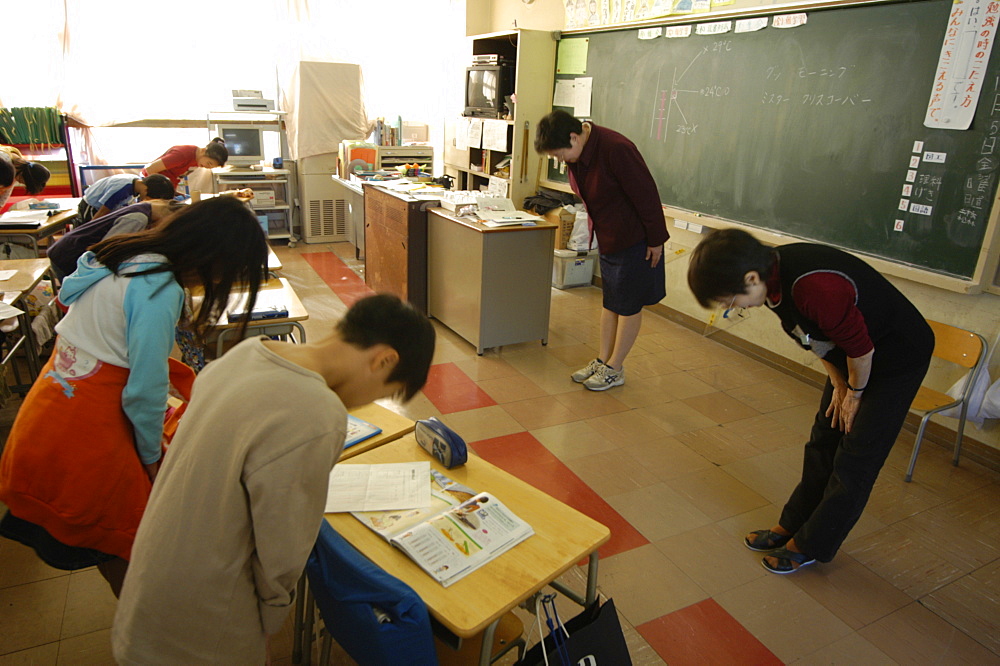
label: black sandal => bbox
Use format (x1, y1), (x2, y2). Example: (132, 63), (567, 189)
(762, 547), (815, 574)
(744, 529), (791, 552)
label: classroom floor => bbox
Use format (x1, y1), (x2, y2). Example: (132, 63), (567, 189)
(1, 241), (999, 665)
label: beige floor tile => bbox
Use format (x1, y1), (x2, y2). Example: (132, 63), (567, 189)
(620, 351), (682, 380)
(476, 374), (548, 404)
(606, 483), (713, 542)
(926, 482), (1000, 542)
(520, 369), (581, 396)
(531, 420), (621, 461)
(634, 401), (718, 438)
(452, 356), (522, 381)
(674, 425), (764, 466)
(725, 378), (818, 413)
(552, 388), (631, 419)
(501, 395), (581, 430)
(597, 544), (708, 626)
(891, 503), (1000, 571)
(438, 405), (524, 443)
(765, 403), (819, 437)
(655, 523), (768, 596)
(792, 633), (895, 665)
(610, 375), (679, 409)
(0, 642), (59, 665)
(722, 451), (802, 505)
(720, 413), (804, 453)
(59, 569), (117, 641)
(716, 504), (787, 543)
(619, 435), (715, 481)
(544, 343), (602, 369)
(682, 391), (760, 424)
(787, 553), (912, 630)
(921, 559), (1000, 656)
(862, 474), (949, 526)
(0, 538), (68, 590)
(0, 577), (69, 655)
(689, 362), (777, 391)
(650, 371), (717, 400)
(663, 467), (770, 521)
(842, 525), (966, 599)
(658, 346), (730, 372)
(54, 628), (113, 666)
(715, 576), (854, 663)
(858, 601), (998, 664)
(497, 348), (571, 376)
(564, 450), (661, 498)
(585, 409), (670, 447)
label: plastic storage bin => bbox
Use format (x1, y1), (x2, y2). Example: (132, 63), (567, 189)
(552, 249), (597, 289)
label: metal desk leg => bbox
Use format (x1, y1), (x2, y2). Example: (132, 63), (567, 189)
(302, 584), (315, 666)
(548, 551), (600, 607)
(478, 617), (501, 666)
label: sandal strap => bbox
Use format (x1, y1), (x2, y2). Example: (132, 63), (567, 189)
(770, 547), (813, 565)
(747, 529), (790, 549)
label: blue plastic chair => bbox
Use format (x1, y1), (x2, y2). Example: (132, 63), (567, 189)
(304, 521), (438, 665)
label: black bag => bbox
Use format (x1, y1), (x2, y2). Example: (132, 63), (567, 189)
(520, 596), (632, 666)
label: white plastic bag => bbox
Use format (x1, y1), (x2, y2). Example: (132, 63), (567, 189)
(939, 370), (991, 426)
(567, 207), (597, 251)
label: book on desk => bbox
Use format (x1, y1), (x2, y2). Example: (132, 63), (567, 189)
(349, 469), (534, 587)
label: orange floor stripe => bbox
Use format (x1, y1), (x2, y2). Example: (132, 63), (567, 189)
(301, 251), (373, 307)
(637, 598), (782, 665)
(422, 363), (497, 414)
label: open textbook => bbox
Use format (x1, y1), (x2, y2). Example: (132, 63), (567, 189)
(352, 470), (534, 587)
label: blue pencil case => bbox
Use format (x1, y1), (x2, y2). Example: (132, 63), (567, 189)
(414, 417), (468, 469)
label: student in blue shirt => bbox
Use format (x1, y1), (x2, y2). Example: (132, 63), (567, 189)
(77, 174), (175, 223)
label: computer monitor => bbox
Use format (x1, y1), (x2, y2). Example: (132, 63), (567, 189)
(215, 124), (264, 168)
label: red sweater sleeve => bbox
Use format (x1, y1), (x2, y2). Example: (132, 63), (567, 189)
(791, 272), (873, 358)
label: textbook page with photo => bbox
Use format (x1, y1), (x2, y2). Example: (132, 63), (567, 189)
(352, 470), (534, 587)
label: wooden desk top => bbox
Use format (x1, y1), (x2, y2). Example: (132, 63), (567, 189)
(219, 277), (308, 327)
(428, 207), (558, 235)
(341, 403), (415, 460)
(267, 246), (282, 272)
(325, 435), (611, 638)
(0, 258), (51, 296)
(0, 208), (77, 237)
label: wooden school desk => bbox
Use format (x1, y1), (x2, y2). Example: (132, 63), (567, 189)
(0, 258), (53, 389)
(323, 434), (611, 666)
(211, 277), (308, 357)
(0, 208), (77, 257)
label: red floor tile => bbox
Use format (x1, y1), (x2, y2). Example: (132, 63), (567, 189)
(423, 363), (497, 414)
(637, 598), (781, 666)
(301, 251), (373, 306)
(472, 432), (648, 559)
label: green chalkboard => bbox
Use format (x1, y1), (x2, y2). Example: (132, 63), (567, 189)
(550, 0), (1000, 280)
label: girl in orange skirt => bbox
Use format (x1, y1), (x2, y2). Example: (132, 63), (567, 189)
(0, 196), (268, 595)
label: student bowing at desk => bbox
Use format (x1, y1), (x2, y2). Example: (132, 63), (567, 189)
(0, 196), (268, 597)
(112, 294), (435, 666)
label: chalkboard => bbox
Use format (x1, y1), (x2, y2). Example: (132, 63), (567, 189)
(550, 0), (1000, 280)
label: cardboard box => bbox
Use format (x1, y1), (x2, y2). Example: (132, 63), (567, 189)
(542, 207), (576, 250)
(252, 190), (276, 207)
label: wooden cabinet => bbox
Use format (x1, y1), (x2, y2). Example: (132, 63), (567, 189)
(363, 184), (431, 313)
(444, 29), (556, 206)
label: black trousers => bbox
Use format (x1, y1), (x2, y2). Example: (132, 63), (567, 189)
(778, 359), (929, 562)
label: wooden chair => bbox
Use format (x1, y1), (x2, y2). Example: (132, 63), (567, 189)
(905, 320), (989, 482)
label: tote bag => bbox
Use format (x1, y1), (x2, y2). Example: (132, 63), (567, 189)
(520, 596), (631, 666)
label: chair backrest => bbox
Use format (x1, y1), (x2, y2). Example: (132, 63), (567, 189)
(306, 521), (438, 666)
(928, 320), (986, 369)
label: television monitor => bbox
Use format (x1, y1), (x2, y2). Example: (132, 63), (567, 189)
(464, 63), (515, 118)
(214, 124), (264, 168)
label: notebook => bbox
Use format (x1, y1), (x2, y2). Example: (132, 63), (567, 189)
(344, 415), (383, 449)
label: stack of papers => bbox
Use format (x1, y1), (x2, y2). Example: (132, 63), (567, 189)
(474, 197), (542, 226)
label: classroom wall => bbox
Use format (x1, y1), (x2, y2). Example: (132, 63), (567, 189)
(483, 0), (1000, 453)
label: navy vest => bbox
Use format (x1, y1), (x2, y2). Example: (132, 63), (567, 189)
(767, 243), (933, 375)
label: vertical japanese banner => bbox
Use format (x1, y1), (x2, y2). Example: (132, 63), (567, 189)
(925, 0), (999, 129)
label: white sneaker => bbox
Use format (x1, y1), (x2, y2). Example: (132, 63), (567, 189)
(571, 358), (605, 383)
(583, 364), (625, 391)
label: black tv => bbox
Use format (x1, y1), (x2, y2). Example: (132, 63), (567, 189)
(464, 63), (515, 119)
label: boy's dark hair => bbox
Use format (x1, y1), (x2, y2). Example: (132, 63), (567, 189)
(205, 138), (228, 166)
(336, 294), (435, 401)
(90, 196), (267, 340)
(141, 174), (175, 200)
(0, 151), (13, 188)
(18, 161), (50, 195)
(535, 110), (583, 152)
(687, 228), (777, 308)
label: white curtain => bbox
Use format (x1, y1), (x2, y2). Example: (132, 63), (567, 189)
(3, 0), (467, 132)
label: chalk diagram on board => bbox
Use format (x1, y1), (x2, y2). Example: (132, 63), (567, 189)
(647, 38), (873, 143)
